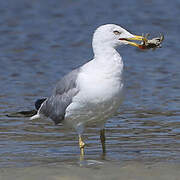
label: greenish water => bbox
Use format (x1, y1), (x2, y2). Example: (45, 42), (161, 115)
(1, 161), (180, 180)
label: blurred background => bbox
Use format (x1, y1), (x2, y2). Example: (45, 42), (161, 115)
(0, 0), (180, 168)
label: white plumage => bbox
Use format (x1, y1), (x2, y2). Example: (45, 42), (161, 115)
(31, 24), (144, 156)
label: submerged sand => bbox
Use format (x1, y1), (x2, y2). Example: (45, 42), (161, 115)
(1, 161), (180, 180)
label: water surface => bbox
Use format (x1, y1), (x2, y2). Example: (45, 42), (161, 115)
(0, 0), (180, 169)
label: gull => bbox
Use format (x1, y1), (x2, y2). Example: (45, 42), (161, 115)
(30, 24), (145, 157)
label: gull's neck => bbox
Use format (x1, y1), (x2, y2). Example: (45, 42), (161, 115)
(92, 42), (123, 78)
(93, 43), (122, 64)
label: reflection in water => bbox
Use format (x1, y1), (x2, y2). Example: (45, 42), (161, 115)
(1, 108), (180, 167)
(0, 0), (180, 168)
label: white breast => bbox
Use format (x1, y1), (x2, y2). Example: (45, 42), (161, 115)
(65, 56), (124, 127)
(76, 65), (123, 104)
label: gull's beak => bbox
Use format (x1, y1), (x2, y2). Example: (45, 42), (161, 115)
(119, 35), (147, 49)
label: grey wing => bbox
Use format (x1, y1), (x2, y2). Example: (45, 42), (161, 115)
(39, 68), (80, 124)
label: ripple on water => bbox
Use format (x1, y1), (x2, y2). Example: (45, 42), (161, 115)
(0, 0), (180, 168)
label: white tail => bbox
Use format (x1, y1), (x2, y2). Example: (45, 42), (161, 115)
(30, 114), (40, 120)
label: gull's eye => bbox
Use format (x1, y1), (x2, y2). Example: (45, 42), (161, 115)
(113, 30), (121, 35)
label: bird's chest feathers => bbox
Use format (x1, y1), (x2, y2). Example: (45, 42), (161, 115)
(76, 65), (123, 104)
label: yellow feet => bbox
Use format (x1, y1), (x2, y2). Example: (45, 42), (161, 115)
(79, 135), (85, 160)
(100, 129), (106, 155)
(78, 129), (106, 161)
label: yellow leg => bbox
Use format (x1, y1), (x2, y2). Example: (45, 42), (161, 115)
(79, 134), (85, 158)
(100, 129), (106, 154)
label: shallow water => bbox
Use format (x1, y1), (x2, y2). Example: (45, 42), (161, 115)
(0, 0), (180, 170)
(1, 161), (180, 180)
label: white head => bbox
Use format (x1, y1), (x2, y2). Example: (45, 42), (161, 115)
(92, 24), (144, 54)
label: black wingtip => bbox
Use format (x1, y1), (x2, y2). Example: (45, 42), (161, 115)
(6, 110), (37, 117)
(6, 98), (47, 118)
(35, 98), (47, 110)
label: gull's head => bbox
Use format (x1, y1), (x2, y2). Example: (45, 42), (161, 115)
(92, 24), (145, 50)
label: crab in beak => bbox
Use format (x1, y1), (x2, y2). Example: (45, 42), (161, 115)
(119, 35), (148, 49)
(120, 33), (164, 50)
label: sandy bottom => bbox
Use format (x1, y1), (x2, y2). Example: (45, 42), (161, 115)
(1, 161), (180, 180)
